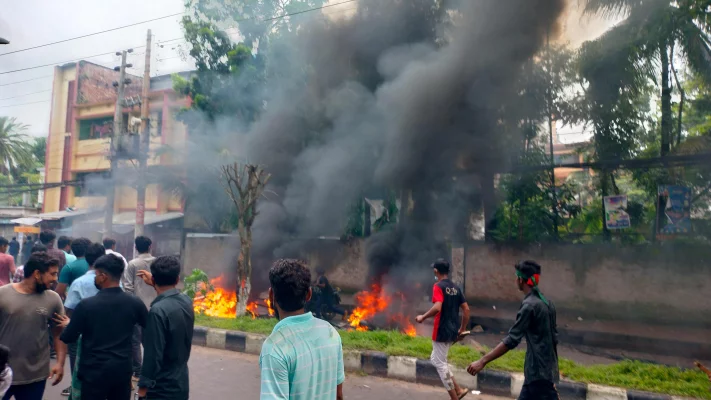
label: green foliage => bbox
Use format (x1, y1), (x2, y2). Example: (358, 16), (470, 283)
(0, 117), (33, 175)
(343, 199), (365, 239)
(372, 192), (399, 232)
(183, 268), (213, 299)
(196, 315), (711, 398)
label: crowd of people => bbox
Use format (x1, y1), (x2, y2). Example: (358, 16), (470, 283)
(0, 230), (558, 400)
(0, 232), (194, 400)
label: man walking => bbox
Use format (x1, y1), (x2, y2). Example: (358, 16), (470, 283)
(38, 231), (66, 271)
(58, 236), (76, 266)
(20, 237), (32, 266)
(260, 259), (345, 400)
(7, 238), (19, 265)
(0, 252), (66, 400)
(121, 236), (156, 382)
(56, 238), (91, 300)
(60, 242), (105, 398)
(135, 256), (193, 400)
(0, 238), (16, 286)
(467, 261), (559, 400)
(415, 259), (470, 400)
(58, 254), (147, 400)
(103, 238), (127, 268)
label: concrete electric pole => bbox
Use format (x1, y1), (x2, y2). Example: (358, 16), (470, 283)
(134, 29), (152, 255)
(104, 49), (132, 238)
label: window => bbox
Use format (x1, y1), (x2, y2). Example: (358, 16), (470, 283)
(75, 172), (111, 196)
(78, 117), (113, 140)
(553, 154), (579, 165)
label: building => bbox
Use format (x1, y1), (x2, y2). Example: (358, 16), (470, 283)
(41, 60), (190, 256)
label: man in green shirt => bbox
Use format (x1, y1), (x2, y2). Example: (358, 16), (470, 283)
(260, 259), (345, 400)
(56, 238), (91, 300)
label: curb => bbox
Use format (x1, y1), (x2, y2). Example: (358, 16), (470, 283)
(193, 326), (680, 400)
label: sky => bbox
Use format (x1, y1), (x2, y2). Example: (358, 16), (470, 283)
(0, 0), (619, 142)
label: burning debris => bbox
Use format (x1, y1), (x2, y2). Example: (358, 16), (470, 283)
(193, 276), (274, 319)
(348, 283), (417, 337)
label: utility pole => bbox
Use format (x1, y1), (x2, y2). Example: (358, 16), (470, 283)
(104, 49), (132, 239)
(134, 30), (152, 254)
(546, 30), (560, 240)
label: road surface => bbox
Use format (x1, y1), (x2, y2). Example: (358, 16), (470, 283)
(43, 346), (507, 399)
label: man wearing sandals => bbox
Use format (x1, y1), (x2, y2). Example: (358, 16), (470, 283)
(416, 259), (471, 400)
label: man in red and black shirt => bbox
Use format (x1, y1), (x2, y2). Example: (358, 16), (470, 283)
(416, 259), (470, 400)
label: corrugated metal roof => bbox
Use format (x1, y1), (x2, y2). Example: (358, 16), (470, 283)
(33, 208), (102, 221)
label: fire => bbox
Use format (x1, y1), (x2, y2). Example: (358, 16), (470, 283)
(348, 284), (417, 336)
(265, 298), (275, 317)
(348, 284), (390, 331)
(192, 276), (262, 320)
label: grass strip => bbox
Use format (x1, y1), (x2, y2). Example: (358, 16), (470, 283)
(195, 315), (710, 398)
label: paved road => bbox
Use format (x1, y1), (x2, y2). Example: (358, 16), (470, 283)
(42, 346), (506, 399)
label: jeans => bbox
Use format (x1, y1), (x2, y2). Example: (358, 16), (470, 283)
(80, 380), (131, 400)
(2, 380), (47, 400)
(132, 325), (142, 377)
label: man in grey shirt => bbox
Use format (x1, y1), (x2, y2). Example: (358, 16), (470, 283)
(0, 252), (66, 400)
(121, 236), (156, 381)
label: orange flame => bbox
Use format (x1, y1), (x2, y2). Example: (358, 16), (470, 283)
(265, 298), (275, 317)
(348, 284), (417, 336)
(193, 276), (261, 319)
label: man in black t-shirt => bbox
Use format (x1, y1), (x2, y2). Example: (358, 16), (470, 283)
(416, 259), (470, 400)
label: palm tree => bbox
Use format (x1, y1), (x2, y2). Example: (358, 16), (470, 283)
(582, 0), (711, 156)
(0, 117), (33, 175)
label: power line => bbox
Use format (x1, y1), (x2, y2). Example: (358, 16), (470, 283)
(0, 100), (50, 108)
(0, 75), (53, 87)
(0, 90), (51, 101)
(0, 1), (358, 77)
(0, 11), (186, 57)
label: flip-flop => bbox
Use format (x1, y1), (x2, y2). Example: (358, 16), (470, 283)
(458, 388), (470, 399)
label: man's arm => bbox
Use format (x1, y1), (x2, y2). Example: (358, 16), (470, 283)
(336, 335), (345, 400)
(8, 258), (15, 278)
(337, 384), (344, 400)
(50, 298), (67, 385)
(59, 303), (84, 344)
(259, 354), (290, 400)
(122, 262), (136, 294)
(416, 284), (444, 323)
(64, 283), (81, 311)
(467, 303), (533, 376)
(138, 311), (166, 394)
(459, 302), (470, 333)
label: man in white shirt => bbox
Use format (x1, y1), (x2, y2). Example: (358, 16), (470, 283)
(103, 238), (127, 268)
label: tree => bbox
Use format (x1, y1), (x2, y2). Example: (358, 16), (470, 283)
(187, 0), (327, 46)
(0, 117), (33, 175)
(582, 0), (711, 157)
(220, 163), (271, 317)
(32, 137), (46, 166)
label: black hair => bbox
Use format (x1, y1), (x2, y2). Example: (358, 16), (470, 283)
(150, 256), (181, 286)
(85, 243), (106, 267)
(0, 344), (9, 370)
(39, 231), (56, 245)
(515, 260), (542, 279)
(0, 237), (7, 247)
(70, 238), (91, 258)
(432, 259), (450, 274)
(24, 252), (59, 278)
(25, 236), (32, 241)
(269, 259), (311, 312)
(94, 254), (125, 280)
(57, 236), (72, 249)
(102, 238), (116, 249)
(135, 236), (152, 254)
(31, 244), (47, 253)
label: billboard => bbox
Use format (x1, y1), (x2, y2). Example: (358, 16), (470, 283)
(657, 185), (692, 236)
(604, 195), (631, 230)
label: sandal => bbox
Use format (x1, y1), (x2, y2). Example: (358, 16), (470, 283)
(458, 388), (469, 399)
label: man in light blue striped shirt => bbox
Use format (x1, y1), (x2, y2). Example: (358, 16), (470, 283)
(260, 259), (345, 400)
